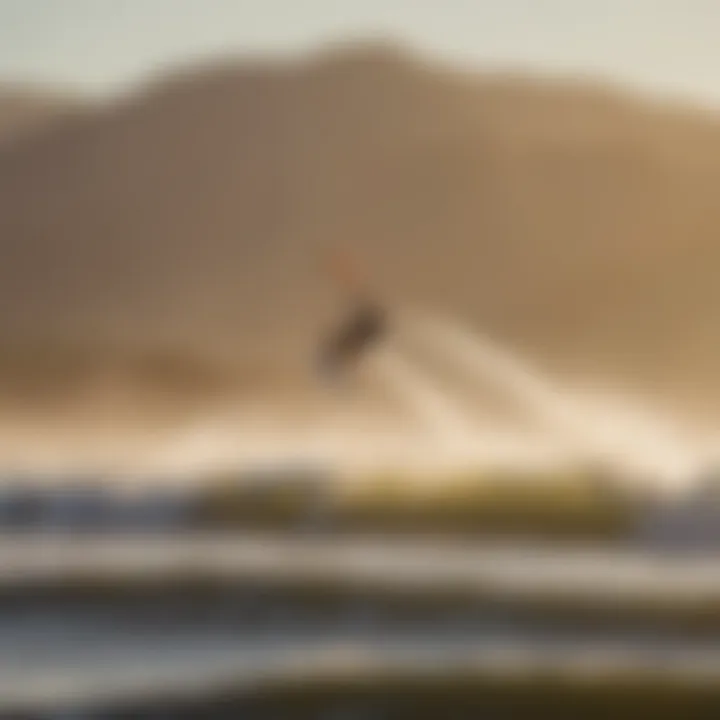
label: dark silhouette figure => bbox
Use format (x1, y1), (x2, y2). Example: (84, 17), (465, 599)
(316, 248), (387, 381)
(317, 299), (387, 380)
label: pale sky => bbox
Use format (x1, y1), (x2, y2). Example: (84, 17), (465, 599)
(1, 0), (720, 106)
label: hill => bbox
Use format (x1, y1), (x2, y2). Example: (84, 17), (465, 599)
(0, 85), (80, 146)
(1, 42), (720, 424)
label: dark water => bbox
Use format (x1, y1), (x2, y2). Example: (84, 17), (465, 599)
(4, 534), (720, 718)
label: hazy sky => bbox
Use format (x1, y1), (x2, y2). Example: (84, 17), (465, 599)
(1, 0), (720, 105)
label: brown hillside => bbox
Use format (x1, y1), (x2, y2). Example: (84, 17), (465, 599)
(0, 85), (80, 146)
(1, 42), (720, 419)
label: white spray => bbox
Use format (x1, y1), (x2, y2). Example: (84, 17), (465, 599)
(405, 312), (706, 489)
